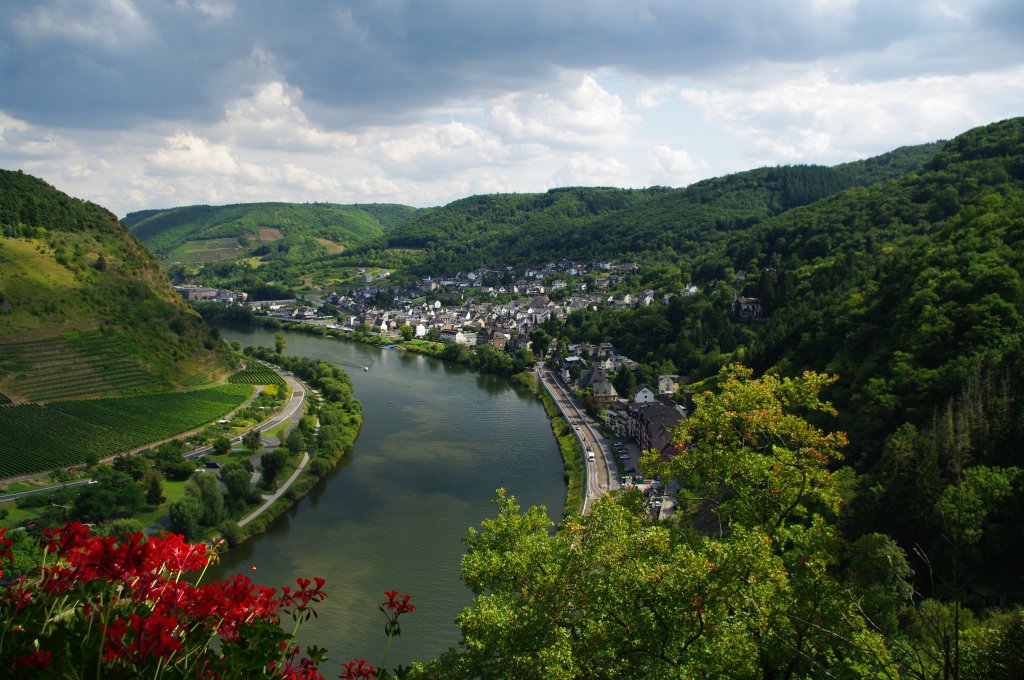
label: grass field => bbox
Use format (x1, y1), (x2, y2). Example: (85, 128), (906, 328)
(0, 384), (253, 478)
(164, 237), (247, 263)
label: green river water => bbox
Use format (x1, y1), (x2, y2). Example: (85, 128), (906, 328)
(209, 326), (567, 668)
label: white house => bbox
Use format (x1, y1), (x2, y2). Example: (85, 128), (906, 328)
(634, 385), (656, 403)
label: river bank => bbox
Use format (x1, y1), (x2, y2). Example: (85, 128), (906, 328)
(209, 325), (566, 665)
(211, 313), (585, 517)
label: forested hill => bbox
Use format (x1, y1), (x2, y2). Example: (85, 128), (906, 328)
(124, 201), (424, 264)
(0, 170), (233, 402)
(552, 118), (1024, 599)
(377, 141), (944, 273)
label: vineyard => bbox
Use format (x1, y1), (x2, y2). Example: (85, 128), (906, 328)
(228, 364), (285, 385)
(0, 384), (252, 478)
(0, 331), (164, 402)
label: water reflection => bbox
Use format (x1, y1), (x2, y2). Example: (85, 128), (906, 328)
(207, 326), (566, 666)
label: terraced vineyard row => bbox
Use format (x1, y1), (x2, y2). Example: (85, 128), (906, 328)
(0, 384), (252, 478)
(228, 365), (285, 385)
(0, 331), (164, 402)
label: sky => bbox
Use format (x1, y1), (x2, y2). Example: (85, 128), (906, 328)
(1, 1), (1023, 218)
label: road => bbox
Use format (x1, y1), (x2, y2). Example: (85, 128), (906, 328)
(185, 373), (306, 460)
(536, 365), (618, 514)
(1, 369), (307, 504)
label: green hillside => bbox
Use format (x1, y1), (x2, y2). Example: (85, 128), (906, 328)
(553, 118), (1024, 600)
(0, 170), (233, 402)
(124, 201), (422, 264)
(375, 141), (944, 273)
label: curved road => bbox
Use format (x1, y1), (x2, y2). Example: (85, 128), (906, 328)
(536, 365), (618, 514)
(1, 368), (308, 504)
(185, 372), (306, 460)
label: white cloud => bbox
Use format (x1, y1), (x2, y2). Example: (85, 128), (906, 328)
(147, 132), (238, 176)
(490, 75), (641, 150)
(13, 0), (151, 49)
(647, 146), (705, 187)
(553, 153), (631, 187)
(635, 84), (675, 109)
(680, 65), (1024, 163)
(176, 0), (236, 21)
(223, 81), (356, 151)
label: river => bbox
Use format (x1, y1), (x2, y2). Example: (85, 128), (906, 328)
(209, 325), (566, 668)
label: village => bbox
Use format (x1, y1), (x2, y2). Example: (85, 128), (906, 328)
(172, 258), (768, 467)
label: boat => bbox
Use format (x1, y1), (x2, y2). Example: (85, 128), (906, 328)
(363, 366), (369, 371)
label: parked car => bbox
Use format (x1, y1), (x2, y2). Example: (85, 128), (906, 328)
(624, 466), (636, 473)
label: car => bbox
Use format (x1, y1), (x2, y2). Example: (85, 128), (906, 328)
(575, 425), (581, 430)
(205, 461), (222, 469)
(623, 466), (636, 473)
(618, 453), (630, 459)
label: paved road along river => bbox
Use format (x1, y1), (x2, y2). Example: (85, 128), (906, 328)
(209, 326), (567, 668)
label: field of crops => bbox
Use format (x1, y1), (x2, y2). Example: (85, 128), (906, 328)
(228, 365), (285, 385)
(0, 331), (164, 402)
(0, 384), (252, 478)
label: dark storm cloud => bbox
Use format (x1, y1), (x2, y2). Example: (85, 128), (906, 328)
(2, 0), (1021, 129)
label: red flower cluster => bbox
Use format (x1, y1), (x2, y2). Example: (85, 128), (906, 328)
(339, 658), (377, 679)
(379, 589), (415, 637)
(0, 521), (330, 679)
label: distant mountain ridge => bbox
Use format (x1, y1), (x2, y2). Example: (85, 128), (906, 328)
(124, 201), (425, 265)
(373, 140), (945, 273)
(0, 170), (233, 402)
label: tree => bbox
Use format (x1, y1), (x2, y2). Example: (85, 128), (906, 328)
(71, 468), (146, 522)
(219, 462), (255, 511)
(143, 469), (165, 506)
(112, 454), (148, 481)
(274, 331), (286, 354)
(168, 495), (203, 539)
(399, 323), (415, 341)
(243, 428), (262, 454)
(420, 366), (895, 679)
(612, 368), (636, 400)
(285, 428), (306, 455)
(212, 436), (231, 455)
(260, 449), (287, 488)
(186, 472), (226, 527)
(529, 328), (552, 357)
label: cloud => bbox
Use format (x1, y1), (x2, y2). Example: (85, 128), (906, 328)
(222, 82), (356, 151)
(147, 132), (238, 176)
(553, 153), (631, 187)
(11, 0), (151, 50)
(647, 146), (705, 187)
(680, 65), (1024, 163)
(490, 76), (641, 150)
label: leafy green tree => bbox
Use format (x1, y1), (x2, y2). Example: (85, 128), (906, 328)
(71, 468), (146, 522)
(529, 328), (552, 357)
(112, 454), (148, 481)
(420, 366), (894, 679)
(242, 428), (262, 454)
(260, 449), (287, 488)
(212, 436), (231, 455)
(143, 469), (165, 506)
(168, 495), (203, 539)
(399, 323), (415, 341)
(186, 472), (225, 527)
(219, 461), (254, 511)
(285, 427), (306, 455)
(274, 331), (287, 354)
